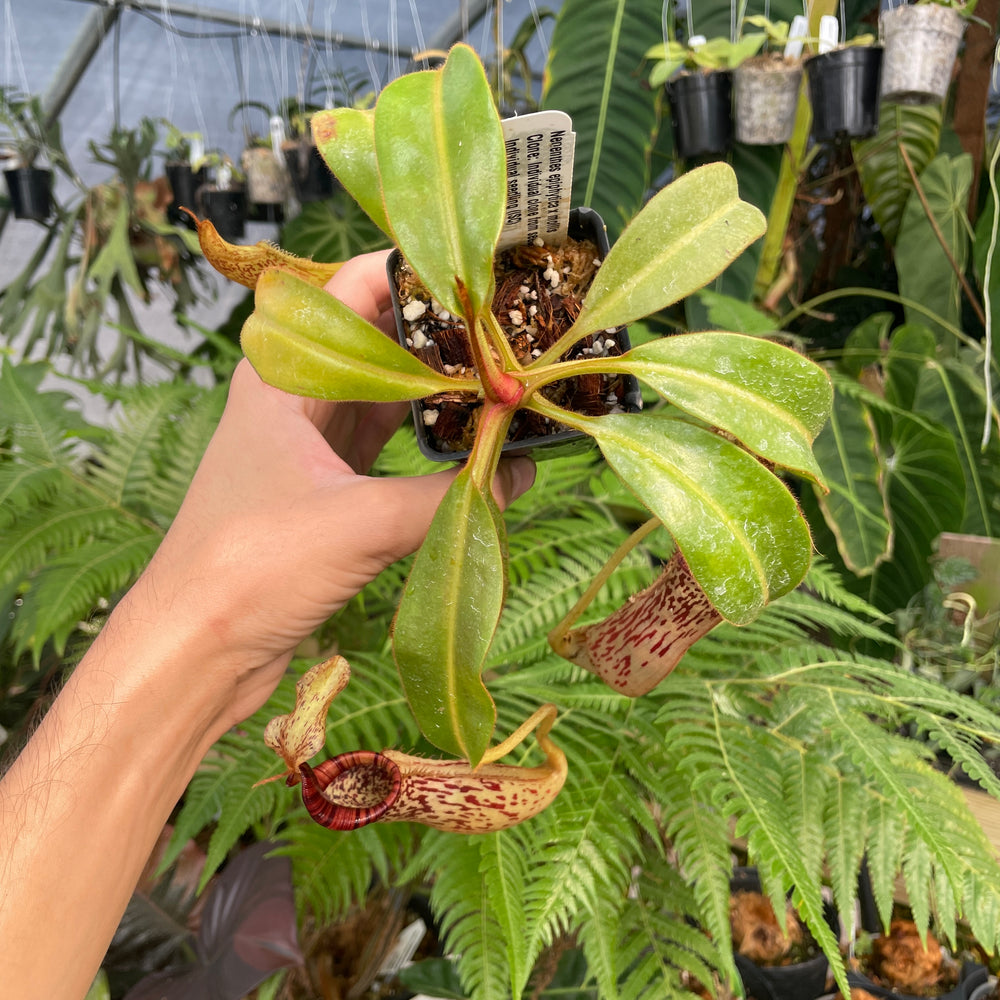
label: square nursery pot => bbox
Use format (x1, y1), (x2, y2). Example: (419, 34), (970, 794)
(201, 186), (247, 240)
(3, 166), (53, 222)
(666, 70), (734, 160)
(805, 46), (884, 143)
(730, 867), (839, 1000)
(390, 206), (642, 462)
(734, 55), (804, 145)
(880, 3), (965, 105)
(165, 162), (206, 226)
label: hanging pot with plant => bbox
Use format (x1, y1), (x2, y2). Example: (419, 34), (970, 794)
(804, 21), (883, 144)
(879, 2), (967, 105)
(0, 87), (65, 223)
(160, 120), (206, 228)
(733, 17), (807, 146)
(648, 33), (768, 160)
(230, 102), (292, 222)
(199, 155), (247, 240)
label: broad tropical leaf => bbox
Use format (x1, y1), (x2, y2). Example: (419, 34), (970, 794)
(312, 107), (391, 237)
(563, 413), (812, 624)
(392, 470), (506, 764)
(620, 331), (831, 481)
(810, 387), (892, 576)
(896, 154), (973, 347)
(542, 0), (663, 238)
(241, 269), (466, 402)
(375, 44), (505, 321)
(571, 163), (766, 337)
(855, 104), (942, 244)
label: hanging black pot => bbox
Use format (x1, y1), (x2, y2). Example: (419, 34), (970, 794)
(3, 166), (53, 222)
(164, 163), (205, 226)
(201, 186), (247, 240)
(389, 206), (642, 463)
(665, 70), (733, 161)
(730, 867), (839, 1000)
(283, 140), (335, 203)
(805, 46), (883, 143)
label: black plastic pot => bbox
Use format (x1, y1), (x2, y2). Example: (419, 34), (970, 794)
(846, 961), (988, 1000)
(730, 867), (838, 1000)
(3, 166), (53, 222)
(164, 163), (205, 226)
(389, 206), (642, 463)
(201, 187), (247, 240)
(283, 141), (335, 203)
(665, 70), (733, 160)
(805, 46), (883, 143)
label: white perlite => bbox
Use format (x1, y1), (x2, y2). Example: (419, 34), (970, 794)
(402, 300), (427, 322)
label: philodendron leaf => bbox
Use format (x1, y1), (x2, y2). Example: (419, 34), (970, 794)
(242, 269), (469, 401)
(374, 43), (505, 321)
(392, 469), (506, 764)
(311, 107), (391, 237)
(570, 162), (766, 337)
(569, 413), (812, 623)
(622, 332), (832, 482)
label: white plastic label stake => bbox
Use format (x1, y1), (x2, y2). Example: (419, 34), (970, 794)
(784, 15), (809, 59)
(269, 114), (286, 158)
(818, 15), (840, 54)
(498, 110), (576, 250)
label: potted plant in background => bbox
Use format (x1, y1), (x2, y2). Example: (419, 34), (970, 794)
(0, 87), (69, 222)
(647, 33), (767, 160)
(733, 15), (808, 146)
(880, 0), (971, 105)
(160, 120), (206, 227)
(199, 152), (247, 240)
(229, 101), (291, 223)
(804, 16), (882, 143)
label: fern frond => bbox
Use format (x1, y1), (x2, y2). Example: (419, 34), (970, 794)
(14, 529), (160, 655)
(427, 833), (511, 1000)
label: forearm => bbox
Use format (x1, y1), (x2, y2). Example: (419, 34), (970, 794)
(0, 592), (234, 1000)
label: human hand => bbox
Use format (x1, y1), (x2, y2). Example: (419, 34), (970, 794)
(121, 251), (535, 728)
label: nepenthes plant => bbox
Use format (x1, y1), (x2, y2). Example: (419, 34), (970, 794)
(195, 43), (831, 831)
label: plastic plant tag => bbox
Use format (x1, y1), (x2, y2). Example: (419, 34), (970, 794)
(498, 110), (576, 251)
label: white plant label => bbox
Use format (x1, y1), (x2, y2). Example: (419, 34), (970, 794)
(498, 110), (576, 251)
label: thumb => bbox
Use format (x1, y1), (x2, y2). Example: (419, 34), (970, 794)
(341, 457), (536, 572)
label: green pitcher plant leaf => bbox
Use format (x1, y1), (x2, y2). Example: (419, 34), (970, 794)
(242, 269), (469, 402)
(554, 411), (813, 624)
(311, 107), (391, 237)
(374, 43), (506, 322)
(613, 332), (832, 483)
(569, 163), (767, 339)
(392, 468), (506, 764)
